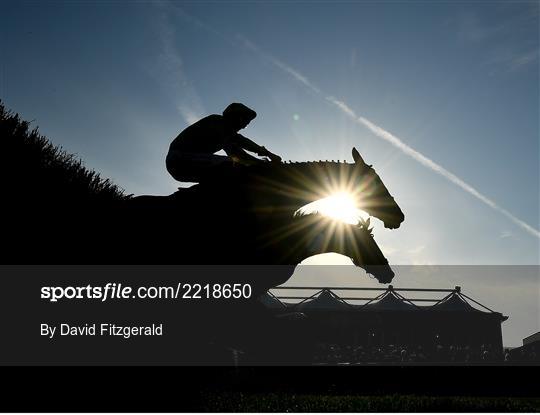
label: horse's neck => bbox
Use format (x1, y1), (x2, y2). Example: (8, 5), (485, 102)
(252, 161), (359, 207)
(171, 161), (359, 209)
(278, 161), (356, 186)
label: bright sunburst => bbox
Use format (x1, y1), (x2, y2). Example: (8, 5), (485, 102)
(297, 192), (369, 225)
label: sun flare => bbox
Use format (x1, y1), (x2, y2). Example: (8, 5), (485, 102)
(297, 192), (369, 225)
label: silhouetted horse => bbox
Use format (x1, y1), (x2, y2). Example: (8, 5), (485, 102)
(108, 147), (404, 362)
(113, 147), (403, 295)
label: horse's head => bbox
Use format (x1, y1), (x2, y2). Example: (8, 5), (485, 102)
(257, 148), (404, 229)
(291, 213), (394, 284)
(348, 217), (394, 284)
(351, 147), (404, 229)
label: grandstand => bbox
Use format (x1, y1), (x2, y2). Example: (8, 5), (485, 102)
(261, 285), (508, 363)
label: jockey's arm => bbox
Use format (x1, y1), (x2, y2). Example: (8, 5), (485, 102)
(232, 134), (266, 155)
(232, 134), (282, 161)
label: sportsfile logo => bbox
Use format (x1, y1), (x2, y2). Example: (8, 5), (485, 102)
(41, 283), (135, 302)
(40, 283), (253, 302)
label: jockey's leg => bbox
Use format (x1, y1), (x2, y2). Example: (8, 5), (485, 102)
(166, 152), (231, 183)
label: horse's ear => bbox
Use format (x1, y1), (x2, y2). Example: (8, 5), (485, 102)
(352, 147), (366, 166)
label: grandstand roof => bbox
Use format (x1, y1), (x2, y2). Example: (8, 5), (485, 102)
(432, 292), (481, 312)
(296, 289), (352, 311)
(266, 285), (507, 321)
(259, 292), (286, 309)
(360, 290), (420, 311)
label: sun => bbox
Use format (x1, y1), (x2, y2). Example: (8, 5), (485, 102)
(297, 192), (369, 225)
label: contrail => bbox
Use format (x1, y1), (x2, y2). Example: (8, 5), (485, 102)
(237, 35), (321, 95)
(326, 98), (540, 238)
(165, 4), (540, 239)
(236, 35), (540, 239)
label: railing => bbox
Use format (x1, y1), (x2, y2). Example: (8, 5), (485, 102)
(269, 285), (497, 313)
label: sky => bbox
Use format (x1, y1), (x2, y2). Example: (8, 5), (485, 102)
(1, 1), (538, 346)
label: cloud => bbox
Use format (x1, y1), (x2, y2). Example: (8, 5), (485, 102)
(456, 11), (503, 43)
(483, 47), (539, 73)
(177, 104), (201, 125)
(151, 2), (205, 125)
(379, 244), (398, 256)
(408, 245), (426, 255)
(455, 7), (539, 72)
(508, 49), (539, 71)
(164, 1), (233, 46)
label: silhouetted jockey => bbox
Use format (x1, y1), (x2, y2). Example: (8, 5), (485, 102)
(166, 103), (281, 182)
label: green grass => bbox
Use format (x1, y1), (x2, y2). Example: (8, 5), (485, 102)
(201, 392), (540, 412)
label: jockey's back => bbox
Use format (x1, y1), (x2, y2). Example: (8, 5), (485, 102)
(168, 114), (232, 155)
